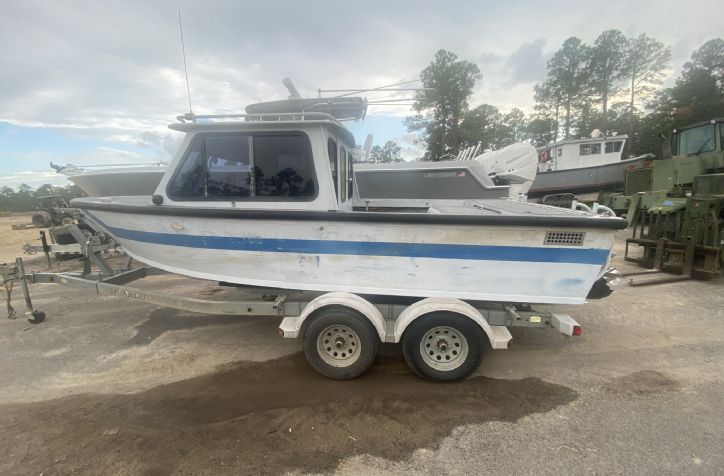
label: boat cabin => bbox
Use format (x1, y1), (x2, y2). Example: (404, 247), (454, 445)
(157, 111), (358, 212)
(537, 134), (627, 173)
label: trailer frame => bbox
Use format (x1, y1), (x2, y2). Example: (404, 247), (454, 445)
(1, 241), (583, 381)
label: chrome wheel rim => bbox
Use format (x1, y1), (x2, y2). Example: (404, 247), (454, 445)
(420, 326), (468, 371)
(317, 325), (361, 367)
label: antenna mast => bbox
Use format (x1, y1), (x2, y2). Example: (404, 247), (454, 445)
(178, 10), (193, 114)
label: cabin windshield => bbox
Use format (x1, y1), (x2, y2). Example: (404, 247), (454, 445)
(168, 132), (316, 200)
(675, 124), (717, 156)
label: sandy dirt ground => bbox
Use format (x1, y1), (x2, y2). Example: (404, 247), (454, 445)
(0, 230), (723, 475)
(0, 214), (42, 264)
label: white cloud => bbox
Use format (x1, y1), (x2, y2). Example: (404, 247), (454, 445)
(0, 0), (721, 174)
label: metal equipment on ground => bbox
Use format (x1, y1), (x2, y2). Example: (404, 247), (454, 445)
(618, 119), (724, 283)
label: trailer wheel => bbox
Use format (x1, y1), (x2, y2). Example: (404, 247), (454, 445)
(28, 310), (46, 324)
(402, 312), (484, 382)
(302, 307), (378, 379)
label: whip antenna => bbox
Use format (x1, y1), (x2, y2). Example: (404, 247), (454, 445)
(178, 10), (193, 114)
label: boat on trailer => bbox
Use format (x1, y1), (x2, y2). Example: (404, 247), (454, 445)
(63, 99), (625, 381)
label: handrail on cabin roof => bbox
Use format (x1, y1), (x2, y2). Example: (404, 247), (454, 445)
(176, 111), (341, 124)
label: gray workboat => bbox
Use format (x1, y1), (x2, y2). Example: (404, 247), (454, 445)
(530, 133), (650, 198)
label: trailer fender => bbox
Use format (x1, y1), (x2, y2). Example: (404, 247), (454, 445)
(394, 298), (511, 349)
(281, 292), (386, 341)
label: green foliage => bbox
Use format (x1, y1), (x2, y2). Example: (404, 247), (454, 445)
(460, 104), (501, 150)
(495, 108), (528, 148)
(0, 184), (83, 212)
(369, 141), (403, 163)
(535, 31), (673, 143)
(684, 38), (724, 88)
(631, 38), (724, 157)
(589, 30), (628, 133)
(545, 37), (591, 138)
(526, 116), (558, 147)
(670, 68), (724, 124)
(404, 35), (722, 162)
(369, 144), (383, 163)
(624, 34), (671, 113)
(408, 49), (481, 160)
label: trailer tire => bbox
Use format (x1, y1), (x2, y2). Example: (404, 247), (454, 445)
(302, 307), (378, 380)
(402, 312), (484, 382)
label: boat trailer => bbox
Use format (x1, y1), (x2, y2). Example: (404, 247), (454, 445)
(1, 238), (583, 382)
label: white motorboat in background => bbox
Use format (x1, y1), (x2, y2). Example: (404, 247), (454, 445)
(53, 162), (166, 196)
(354, 142), (538, 201)
(72, 99), (626, 306)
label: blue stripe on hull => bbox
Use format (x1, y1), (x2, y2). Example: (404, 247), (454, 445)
(86, 211), (610, 265)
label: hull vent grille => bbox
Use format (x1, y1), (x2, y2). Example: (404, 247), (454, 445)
(544, 231), (585, 246)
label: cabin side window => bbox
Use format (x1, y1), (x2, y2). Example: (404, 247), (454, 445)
(605, 140), (623, 153)
(590, 143), (601, 154)
(557, 148), (563, 157)
(339, 145), (347, 202)
(253, 134), (316, 197)
(347, 150), (354, 199)
(579, 143), (591, 156)
(168, 132), (316, 200)
(168, 137), (205, 198)
(328, 138), (338, 199)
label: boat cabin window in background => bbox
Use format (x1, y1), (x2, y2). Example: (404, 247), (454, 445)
(347, 150), (354, 199)
(579, 143), (601, 156)
(328, 138), (338, 199)
(557, 148), (563, 157)
(168, 132), (316, 200)
(605, 140), (623, 153)
(339, 145), (347, 202)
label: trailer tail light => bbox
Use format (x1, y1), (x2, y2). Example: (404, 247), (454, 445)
(572, 325), (582, 336)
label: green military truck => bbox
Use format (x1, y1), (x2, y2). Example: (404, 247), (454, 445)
(623, 119), (724, 278)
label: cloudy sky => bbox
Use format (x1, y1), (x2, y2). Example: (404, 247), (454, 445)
(1, 0), (722, 188)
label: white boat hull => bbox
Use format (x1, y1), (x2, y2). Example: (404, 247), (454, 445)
(82, 207), (615, 305)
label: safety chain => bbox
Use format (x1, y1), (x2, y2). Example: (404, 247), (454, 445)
(2, 281), (16, 319)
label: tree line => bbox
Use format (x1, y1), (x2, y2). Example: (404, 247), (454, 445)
(403, 35), (724, 160)
(0, 184), (82, 213)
